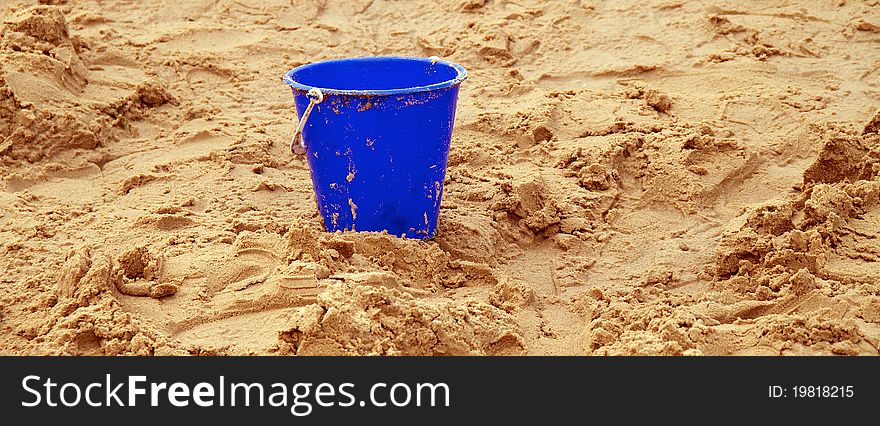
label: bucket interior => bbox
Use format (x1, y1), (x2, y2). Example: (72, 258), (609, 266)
(286, 57), (464, 93)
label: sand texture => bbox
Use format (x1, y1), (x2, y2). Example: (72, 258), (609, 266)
(1, 0), (879, 355)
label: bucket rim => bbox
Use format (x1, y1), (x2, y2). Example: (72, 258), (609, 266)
(283, 56), (468, 96)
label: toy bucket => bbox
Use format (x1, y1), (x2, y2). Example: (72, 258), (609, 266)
(283, 56), (467, 239)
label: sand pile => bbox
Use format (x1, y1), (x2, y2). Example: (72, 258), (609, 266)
(0, 5), (173, 165)
(276, 282), (524, 355)
(1, 0), (878, 355)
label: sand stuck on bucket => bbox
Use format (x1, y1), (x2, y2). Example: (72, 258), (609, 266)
(284, 56), (468, 239)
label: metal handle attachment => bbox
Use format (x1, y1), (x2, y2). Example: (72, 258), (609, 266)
(290, 88), (324, 155)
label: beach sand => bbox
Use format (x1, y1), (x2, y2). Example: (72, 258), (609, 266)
(1, 0), (879, 355)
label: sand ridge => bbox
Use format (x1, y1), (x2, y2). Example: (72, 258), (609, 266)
(0, 0), (878, 355)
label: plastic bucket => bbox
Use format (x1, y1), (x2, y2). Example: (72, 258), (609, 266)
(283, 56), (467, 239)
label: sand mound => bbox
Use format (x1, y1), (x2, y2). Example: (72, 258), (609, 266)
(276, 282), (524, 355)
(0, 4), (173, 166)
(8, 246), (176, 355)
(582, 125), (880, 355)
(0, 5), (93, 162)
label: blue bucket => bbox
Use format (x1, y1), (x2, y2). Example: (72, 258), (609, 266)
(283, 56), (467, 239)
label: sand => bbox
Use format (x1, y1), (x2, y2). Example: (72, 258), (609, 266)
(0, 0), (878, 356)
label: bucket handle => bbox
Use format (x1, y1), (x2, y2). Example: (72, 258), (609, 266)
(290, 88), (324, 155)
